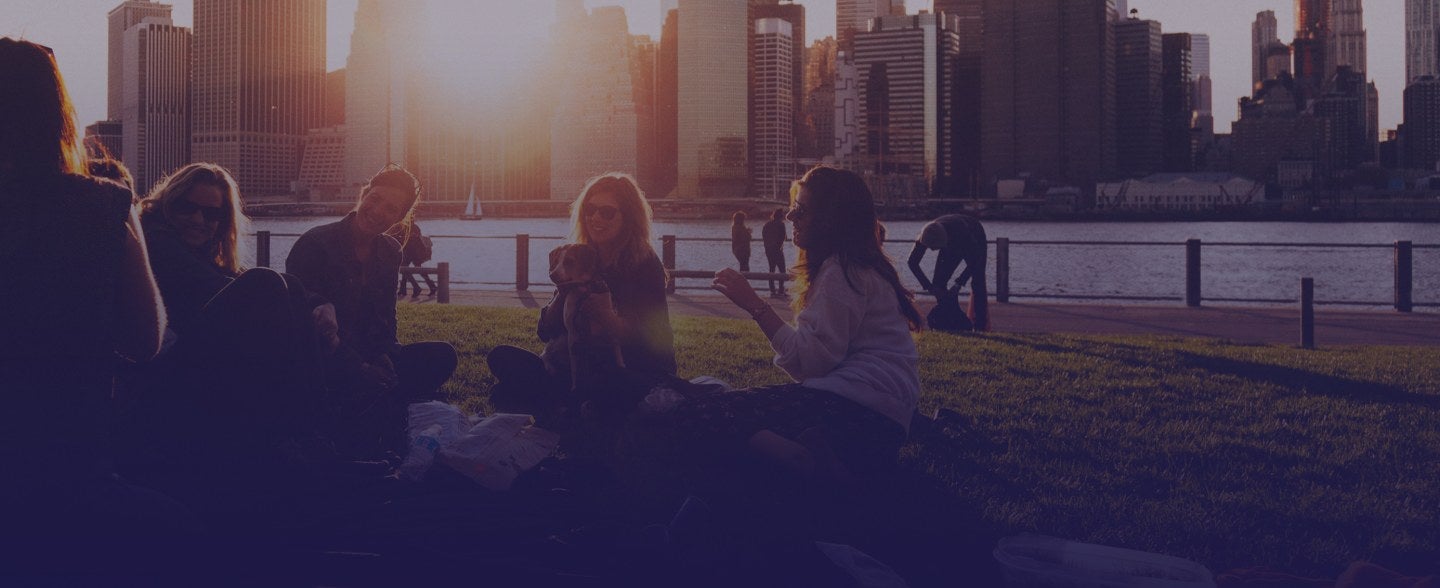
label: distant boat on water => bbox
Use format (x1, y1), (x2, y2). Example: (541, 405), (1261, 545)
(460, 182), (483, 220)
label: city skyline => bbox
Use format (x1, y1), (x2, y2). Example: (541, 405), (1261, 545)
(4, 1), (1406, 138)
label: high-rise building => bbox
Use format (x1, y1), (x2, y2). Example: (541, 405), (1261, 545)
(837, 0), (902, 52)
(1407, 0), (1440, 84)
(633, 35), (661, 199)
(834, 51), (859, 160)
(1191, 33), (1211, 116)
(678, 0), (749, 198)
(1293, 0), (1330, 99)
(120, 18), (191, 195)
(1115, 17), (1163, 178)
(1402, 76), (1440, 170)
(108, 0), (172, 122)
(981, 0), (1116, 187)
(934, 0), (982, 194)
(323, 68), (346, 128)
(551, 5), (638, 200)
(1266, 44), (1294, 84)
(1232, 77), (1327, 183)
(298, 125), (346, 199)
(1253, 11), (1280, 87)
(1328, 0), (1366, 78)
(752, 18), (796, 200)
(854, 13), (961, 196)
(656, 6), (679, 197)
(751, 1), (806, 172)
(192, 0), (325, 199)
(800, 37), (838, 159)
(344, 0), (418, 189)
(1162, 33), (1193, 172)
(1315, 67), (1373, 176)
(84, 120), (124, 161)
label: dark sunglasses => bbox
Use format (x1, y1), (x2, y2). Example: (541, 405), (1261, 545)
(171, 198), (228, 223)
(583, 203), (621, 221)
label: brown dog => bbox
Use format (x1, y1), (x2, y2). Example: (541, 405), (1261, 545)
(541, 244), (625, 396)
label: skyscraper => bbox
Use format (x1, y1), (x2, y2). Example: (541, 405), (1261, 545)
(1402, 76), (1440, 170)
(751, 1), (806, 170)
(1253, 11), (1280, 88)
(854, 13), (961, 196)
(800, 37), (838, 159)
(192, 0), (326, 198)
(108, 0), (172, 122)
(678, 0), (749, 198)
(1115, 17), (1163, 178)
(837, 0), (902, 52)
(981, 0), (1116, 187)
(551, 5), (638, 200)
(1293, 0), (1330, 98)
(1191, 33), (1212, 135)
(752, 18), (796, 200)
(656, 6), (680, 197)
(834, 50), (859, 161)
(1407, 0), (1440, 84)
(935, 0), (982, 193)
(344, 0), (418, 189)
(1328, 0), (1366, 77)
(1162, 33), (1194, 172)
(120, 18), (191, 194)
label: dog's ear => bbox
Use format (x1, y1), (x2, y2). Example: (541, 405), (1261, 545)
(548, 246), (565, 272)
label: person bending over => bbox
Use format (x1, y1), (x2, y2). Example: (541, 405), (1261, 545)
(907, 214), (989, 331)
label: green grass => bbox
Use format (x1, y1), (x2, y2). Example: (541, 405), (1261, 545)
(399, 304), (1440, 579)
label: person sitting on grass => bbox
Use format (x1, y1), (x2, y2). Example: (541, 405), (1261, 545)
(286, 165), (457, 458)
(487, 173), (678, 422)
(673, 165), (923, 486)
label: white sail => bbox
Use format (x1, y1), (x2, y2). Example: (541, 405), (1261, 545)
(463, 182), (482, 218)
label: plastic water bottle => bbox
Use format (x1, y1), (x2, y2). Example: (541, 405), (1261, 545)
(398, 424), (443, 482)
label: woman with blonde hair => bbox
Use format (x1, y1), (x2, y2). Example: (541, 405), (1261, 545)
(138, 163), (250, 333)
(488, 173), (676, 419)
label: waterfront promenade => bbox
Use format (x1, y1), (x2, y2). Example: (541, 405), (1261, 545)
(411, 289), (1440, 347)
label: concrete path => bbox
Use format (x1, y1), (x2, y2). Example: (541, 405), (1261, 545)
(403, 289), (1440, 347)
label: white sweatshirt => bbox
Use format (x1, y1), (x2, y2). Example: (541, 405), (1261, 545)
(768, 257), (921, 432)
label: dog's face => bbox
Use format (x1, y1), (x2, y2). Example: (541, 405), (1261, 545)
(549, 243), (601, 287)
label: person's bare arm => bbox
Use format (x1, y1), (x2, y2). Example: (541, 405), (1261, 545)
(114, 207), (166, 362)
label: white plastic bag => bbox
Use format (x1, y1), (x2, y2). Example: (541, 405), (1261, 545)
(436, 413), (560, 491)
(406, 400), (473, 446)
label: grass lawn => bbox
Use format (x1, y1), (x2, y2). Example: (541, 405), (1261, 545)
(399, 304), (1440, 582)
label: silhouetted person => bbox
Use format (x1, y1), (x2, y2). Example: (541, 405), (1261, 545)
(731, 210), (752, 272)
(1, 36), (194, 549)
(287, 165), (457, 458)
(390, 220), (436, 297)
(907, 214), (989, 331)
(761, 207), (788, 297)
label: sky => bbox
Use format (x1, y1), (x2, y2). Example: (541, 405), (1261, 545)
(2, 1), (1407, 135)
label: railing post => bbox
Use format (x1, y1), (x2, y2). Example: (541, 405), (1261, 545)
(1395, 240), (1413, 313)
(995, 238), (1010, 303)
(515, 234), (529, 291)
(662, 235), (677, 294)
(1185, 239), (1202, 307)
(1301, 277), (1314, 349)
(256, 230), (271, 268)
(437, 262), (450, 304)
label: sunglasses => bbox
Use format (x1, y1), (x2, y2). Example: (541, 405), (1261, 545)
(583, 203), (621, 221)
(171, 198), (228, 223)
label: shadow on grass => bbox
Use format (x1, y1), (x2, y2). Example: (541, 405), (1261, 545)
(1171, 352), (1440, 410)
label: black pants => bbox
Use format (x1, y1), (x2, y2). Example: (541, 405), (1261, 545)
(765, 250), (786, 294)
(399, 261), (436, 296)
(325, 341), (458, 460)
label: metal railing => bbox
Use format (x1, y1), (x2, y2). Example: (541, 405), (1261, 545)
(253, 231), (1434, 312)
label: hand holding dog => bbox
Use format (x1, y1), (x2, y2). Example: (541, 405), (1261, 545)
(712, 268), (765, 312)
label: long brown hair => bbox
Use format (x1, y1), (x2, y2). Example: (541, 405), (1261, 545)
(790, 166), (922, 331)
(569, 173), (658, 270)
(0, 38), (86, 179)
(140, 163), (248, 274)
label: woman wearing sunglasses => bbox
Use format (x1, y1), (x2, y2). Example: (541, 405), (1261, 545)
(488, 173), (676, 419)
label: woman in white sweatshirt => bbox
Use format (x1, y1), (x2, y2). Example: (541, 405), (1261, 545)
(698, 165), (924, 478)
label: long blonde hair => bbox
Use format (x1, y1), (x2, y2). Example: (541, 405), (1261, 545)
(0, 38), (86, 179)
(568, 173), (658, 270)
(140, 163), (248, 274)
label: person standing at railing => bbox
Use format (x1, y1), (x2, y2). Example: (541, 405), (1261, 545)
(487, 173), (677, 416)
(389, 219), (436, 298)
(286, 165), (457, 458)
(731, 210), (752, 272)
(907, 214), (989, 331)
(761, 208), (788, 298)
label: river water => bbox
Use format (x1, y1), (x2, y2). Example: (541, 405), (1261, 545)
(251, 218), (1438, 309)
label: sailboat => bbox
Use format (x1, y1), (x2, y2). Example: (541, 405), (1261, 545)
(460, 181), (483, 220)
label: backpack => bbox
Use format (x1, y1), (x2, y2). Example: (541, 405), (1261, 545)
(412, 235), (434, 265)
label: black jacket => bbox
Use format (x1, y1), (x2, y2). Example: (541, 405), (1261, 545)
(141, 216), (235, 335)
(286, 213), (403, 362)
